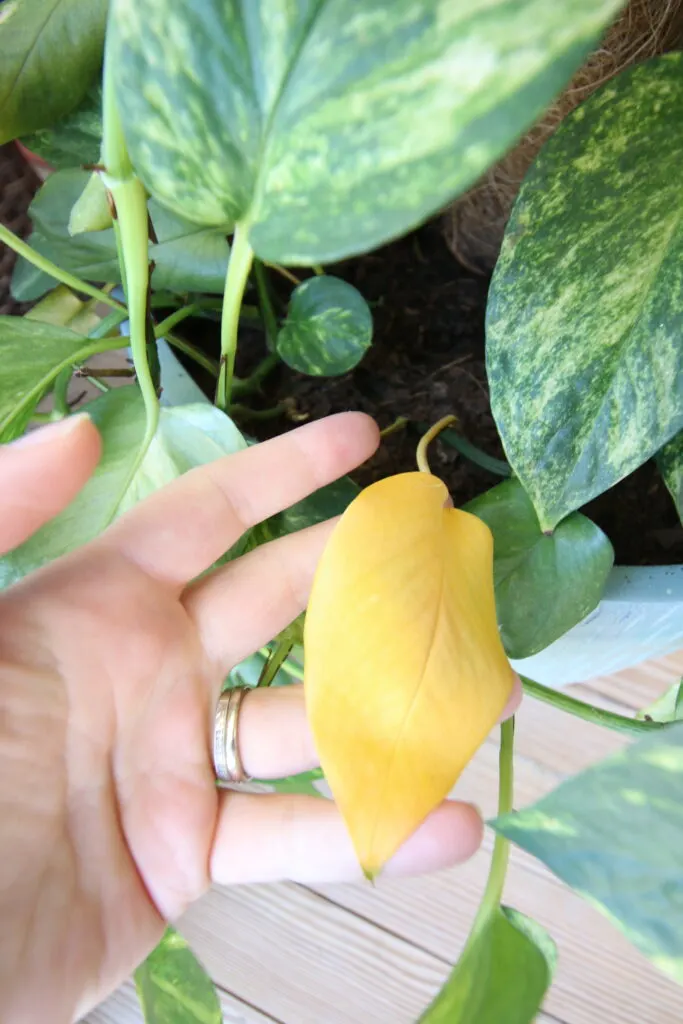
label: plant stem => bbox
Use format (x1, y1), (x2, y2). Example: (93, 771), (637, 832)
(312, 264), (324, 276)
(216, 224), (254, 410)
(88, 307), (129, 339)
(102, 40), (158, 503)
(257, 637), (294, 688)
(521, 675), (668, 737)
(228, 401), (287, 422)
(52, 368), (72, 418)
(0, 223), (124, 312)
(475, 718), (515, 929)
(380, 416), (409, 439)
(164, 331), (219, 377)
(253, 261), (278, 351)
(232, 351), (279, 396)
(154, 304), (200, 338)
(264, 261), (301, 286)
(416, 415), (458, 473)
(432, 424), (511, 477)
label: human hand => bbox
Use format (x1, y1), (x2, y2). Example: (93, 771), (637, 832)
(0, 412), (519, 1023)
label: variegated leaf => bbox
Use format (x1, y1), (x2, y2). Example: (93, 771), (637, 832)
(487, 54), (683, 530)
(109, 0), (622, 263)
(277, 276), (372, 375)
(657, 430), (683, 523)
(22, 82), (102, 169)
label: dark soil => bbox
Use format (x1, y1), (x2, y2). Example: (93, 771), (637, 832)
(173, 220), (683, 567)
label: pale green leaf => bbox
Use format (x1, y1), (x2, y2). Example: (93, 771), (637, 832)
(277, 276), (372, 376)
(656, 431), (683, 524)
(0, 387), (247, 589)
(487, 54), (683, 530)
(0, 316), (108, 442)
(69, 172), (113, 234)
(0, 0), (107, 145)
(11, 169), (231, 301)
(110, 0), (622, 263)
(494, 721), (683, 985)
(636, 680), (683, 724)
(465, 478), (614, 658)
(21, 81), (102, 169)
(135, 927), (222, 1024)
(421, 906), (556, 1023)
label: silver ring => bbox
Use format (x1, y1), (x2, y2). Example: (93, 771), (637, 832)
(213, 686), (251, 784)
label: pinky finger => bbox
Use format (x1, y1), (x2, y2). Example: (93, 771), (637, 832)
(210, 792), (483, 886)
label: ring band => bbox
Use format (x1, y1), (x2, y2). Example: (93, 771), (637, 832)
(213, 686), (251, 784)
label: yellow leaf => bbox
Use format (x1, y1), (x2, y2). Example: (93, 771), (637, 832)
(304, 472), (514, 877)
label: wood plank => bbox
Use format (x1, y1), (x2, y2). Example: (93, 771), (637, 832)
(84, 976), (278, 1023)
(578, 651), (683, 711)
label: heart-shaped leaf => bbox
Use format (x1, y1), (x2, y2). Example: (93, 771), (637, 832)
(0, 316), (116, 443)
(11, 169), (231, 301)
(257, 475), (360, 546)
(21, 81), (102, 169)
(304, 472), (515, 876)
(0, 0), (107, 145)
(277, 276), (372, 376)
(135, 928), (222, 1024)
(657, 431), (683, 524)
(466, 478), (614, 659)
(110, 0), (622, 263)
(487, 54), (683, 530)
(0, 387), (247, 589)
(421, 906), (556, 1023)
(494, 721), (683, 986)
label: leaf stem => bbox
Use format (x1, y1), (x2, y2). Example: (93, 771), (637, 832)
(164, 332), (219, 377)
(416, 415), (458, 473)
(154, 304), (200, 338)
(430, 424), (511, 477)
(232, 351), (280, 396)
(475, 718), (515, 931)
(0, 223), (124, 312)
(264, 261), (301, 286)
(253, 261), (278, 351)
(216, 224), (254, 410)
(257, 637), (294, 688)
(520, 676), (668, 737)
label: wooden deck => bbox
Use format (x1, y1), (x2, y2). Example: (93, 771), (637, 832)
(86, 652), (683, 1024)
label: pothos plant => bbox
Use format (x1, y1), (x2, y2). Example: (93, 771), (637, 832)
(1, 1), (682, 1021)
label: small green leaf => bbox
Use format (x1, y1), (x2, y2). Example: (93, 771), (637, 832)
(256, 476), (360, 545)
(277, 276), (372, 376)
(487, 54), (683, 530)
(465, 478), (614, 658)
(494, 721), (683, 985)
(69, 172), (113, 234)
(0, 316), (104, 442)
(656, 431), (683, 524)
(110, 0), (622, 263)
(11, 169), (231, 301)
(21, 81), (102, 169)
(421, 906), (556, 1023)
(0, 0), (107, 145)
(637, 680), (683, 724)
(135, 927), (222, 1024)
(0, 387), (247, 589)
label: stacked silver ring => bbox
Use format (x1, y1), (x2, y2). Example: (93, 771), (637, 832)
(213, 686), (251, 783)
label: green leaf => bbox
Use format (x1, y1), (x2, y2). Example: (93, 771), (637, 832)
(0, 316), (106, 442)
(421, 906), (556, 1023)
(21, 81), (102, 169)
(277, 276), (372, 376)
(135, 927), (222, 1024)
(11, 169), (231, 301)
(69, 172), (113, 234)
(656, 431), (683, 524)
(487, 54), (683, 531)
(0, 0), (107, 145)
(256, 476), (360, 545)
(637, 680), (683, 724)
(465, 478), (614, 658)
(110, 0), (622, 264)
(0, 387), (247, 589)
(493, 721), (683, 985)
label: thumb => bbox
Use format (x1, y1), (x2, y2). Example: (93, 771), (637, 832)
(0, 415), (102, 555)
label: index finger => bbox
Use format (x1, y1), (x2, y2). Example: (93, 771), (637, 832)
(99, 412), (379, 585)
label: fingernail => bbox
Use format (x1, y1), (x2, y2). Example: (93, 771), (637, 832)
(10, 413), (91, 449)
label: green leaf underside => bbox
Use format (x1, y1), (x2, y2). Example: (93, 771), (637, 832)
(11, 170), (231, 301)
(277, 276), (372, 375)
(254, 475), (360, 547)
(656, 430), (683, 524)
(110, 0), (621, 264)
(487, 54), (683, 530)
(421, 906), (556, 1023)
(494, 721), (683, 984)
(0, 0), (106, 146)
(0, 316), (99, 442)
(21, 81), (103, 169)
(0, 387), (247, 590)
(636, 680), (683, 724)
(134, 928), (222, 1024)
(465, 478), (613, 658)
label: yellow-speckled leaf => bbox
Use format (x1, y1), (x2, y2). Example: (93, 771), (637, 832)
(304, 472), (515, 876)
